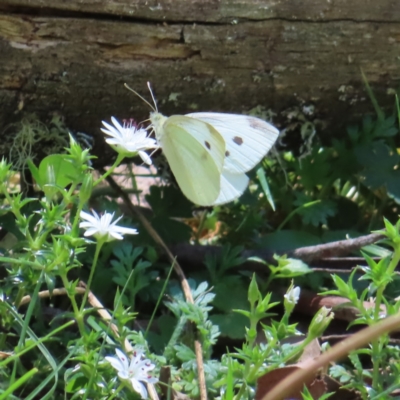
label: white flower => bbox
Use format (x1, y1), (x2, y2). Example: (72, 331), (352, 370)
(309, 306), (334, 337)
(106, 348), (158, 399)
(101, 117), (158, 165)
(79, 210), (138, 242)
(284, 286), (300, 305)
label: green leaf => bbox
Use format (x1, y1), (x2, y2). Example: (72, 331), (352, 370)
(65, 370), (88, 393)
(174, 344), (196, 362)
(331, 274), (349, 295)
(275, 256), (312, 277)
(257, 230), (320, 253)
(146, 314), (177, 353)
(355, 142), (400, 203)
(38, 154), (79, 188)
(331, 139), (361, 180)
(361, 243), (392, 258)
(26, 158), (42, 187)
(213, 276), (249, 312)
(256, 167), (275, 211)
(296, 148), (332, 190)
(293, 193), (337, 226)
(210, 312), (248, 339)
(361, 69), (384, 123)
(149, 216), (192, 244)
(144, 185), (193, 243)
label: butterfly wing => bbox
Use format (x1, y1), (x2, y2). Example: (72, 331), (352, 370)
(212, 171), (249, 206)
(186, 113), (279, 174)
(160, 115), (226, 206)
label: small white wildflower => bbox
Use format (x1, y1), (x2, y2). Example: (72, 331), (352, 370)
(101, 117), (158, 165)
(309, 306), (334, 338)
(284, 286), (301, 306)
(79, 210), (138, 242)
(106, 348), (158, 399)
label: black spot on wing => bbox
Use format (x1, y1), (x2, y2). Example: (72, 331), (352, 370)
(225, 151), (230, 157)
(205, 141), (211, 150)
(233, 136), (243, 145)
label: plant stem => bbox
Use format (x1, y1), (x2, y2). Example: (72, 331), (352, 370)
(276, 200), (320, 231)
(93, 154), (125, 186)
(370, 242), (400, 390)
(59, 273), (87, 338)
(80, 240), (104, 311)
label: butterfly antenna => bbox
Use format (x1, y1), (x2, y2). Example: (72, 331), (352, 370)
(124, 83), (156, 112)
(147, 81), (159, 112)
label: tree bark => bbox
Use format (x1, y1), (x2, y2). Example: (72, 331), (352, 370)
(0, 0), (399, 166)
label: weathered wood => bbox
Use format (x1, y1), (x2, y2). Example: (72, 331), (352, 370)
(2, 0), (400, 22)
(0, 0), (399, 166)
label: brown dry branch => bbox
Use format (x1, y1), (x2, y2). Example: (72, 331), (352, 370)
(19, 284), (160, 400)
(82, 282), (160, 400)
(104, 173), (207, 400)
(291, 233), (386, 263)
(262, 311), (400, 400)
(169, 232), (385, 271)
(18, 287), (86, 307)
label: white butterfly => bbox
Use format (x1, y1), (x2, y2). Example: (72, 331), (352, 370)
(128, 84), (279, 206)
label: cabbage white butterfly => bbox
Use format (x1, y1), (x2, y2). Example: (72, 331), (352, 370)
(127, 83), (279, 206)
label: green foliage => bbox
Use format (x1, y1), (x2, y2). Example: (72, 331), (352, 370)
(144, 185), (192, 243)
(2, 80), (400, 399)
(110, 243), (154, 308)
(321, 218), (400, 396)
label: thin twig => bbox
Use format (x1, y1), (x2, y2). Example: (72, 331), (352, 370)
(104, 172), (207, 400)
(19, 284), (160, 400)
(18, 287), (86, 307)
(311, 267), (355, 273)
(82, 282), (159, 400)
(262, 311), (400, 400)
(168, 232), (386, 270)
(290, 233), (385, 263)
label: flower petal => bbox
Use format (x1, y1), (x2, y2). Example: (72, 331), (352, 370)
(83, 227), (99, 237)
(130, 378), (148, 399)
(79, 210), (137, 242)
(108, 231), (124, 241)
(80, 210), (99, 224)
(112, 226), (138, 235)
(139, 151), (152, 165)
(105, 356), (123, 372)
(101, 117), (157, 162)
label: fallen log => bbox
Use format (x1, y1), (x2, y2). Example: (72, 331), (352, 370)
(0, 0), (399, 166)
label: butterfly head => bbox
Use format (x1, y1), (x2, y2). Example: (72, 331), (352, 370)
(149, 111), (168, 141)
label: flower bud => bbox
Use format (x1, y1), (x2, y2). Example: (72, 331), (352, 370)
(284, 284), (300, 315)
(79, 174), (93, 204)
(308, 306), (334, 339)
(248, 274), (260, 306)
